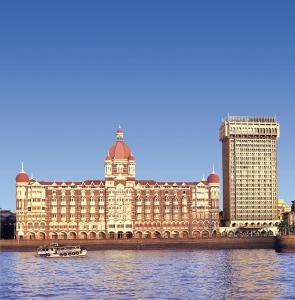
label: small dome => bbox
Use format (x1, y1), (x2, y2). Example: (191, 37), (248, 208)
(129, 153), (135, 161)
(105, 152), (111, 161)
(117, 127), (123, 133)
(207, 173), (219, 183)
(16, 172), (29, 183)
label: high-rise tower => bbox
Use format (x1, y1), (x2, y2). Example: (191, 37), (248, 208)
(220, 116), (280, 227)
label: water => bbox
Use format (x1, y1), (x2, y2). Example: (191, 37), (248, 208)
(1, 249), (295, 300)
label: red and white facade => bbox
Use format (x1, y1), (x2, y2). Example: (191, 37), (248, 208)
(16, 128), (220, 240)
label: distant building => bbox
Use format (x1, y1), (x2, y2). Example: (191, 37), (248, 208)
(281, 201), (295, 235)
(220, 116), (280, 231)
(277, 199), (291, 221)
(282, 211), (295, 234)
(16, 127), (220, 240)
(0, 210), (16, 239)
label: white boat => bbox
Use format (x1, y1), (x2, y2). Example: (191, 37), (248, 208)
(36, 243), (87, 258)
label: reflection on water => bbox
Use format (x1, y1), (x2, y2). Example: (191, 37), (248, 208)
(1, 249), (295, 299)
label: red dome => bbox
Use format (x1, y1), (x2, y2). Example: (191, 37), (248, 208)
(108, 141), (132, 160)
(16, 172), (29, 183)
(207, 173), (219, 183)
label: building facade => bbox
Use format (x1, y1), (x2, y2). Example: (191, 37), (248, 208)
(277, 199), (291, 222)
(220, 116), (280, 229)
(282, 211), (295, 235)
(16, 128), (220, 240)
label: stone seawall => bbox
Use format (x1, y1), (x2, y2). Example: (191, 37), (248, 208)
(274, 236), (295, 252)
(0, 237), (276, 252)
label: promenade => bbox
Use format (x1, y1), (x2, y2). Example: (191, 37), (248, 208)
(0, 237), (279, 252)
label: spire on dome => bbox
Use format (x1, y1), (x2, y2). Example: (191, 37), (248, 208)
(207, 165), (219, 184)
(116, 126), (124, 140)
(105, 152), (111, 161)
(16, 162), (29, 183)
(202, 174), (205, 181)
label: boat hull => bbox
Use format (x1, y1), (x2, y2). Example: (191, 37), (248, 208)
(37, 250), (87, 258)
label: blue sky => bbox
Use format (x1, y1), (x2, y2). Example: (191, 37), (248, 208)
(1, 1), (295, 210)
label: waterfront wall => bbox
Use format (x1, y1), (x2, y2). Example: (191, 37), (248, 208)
(274, 235), (295, 252)
(0, 237), (276, 252)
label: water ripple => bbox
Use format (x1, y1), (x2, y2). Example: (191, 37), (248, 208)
(1, 250), (295, 299)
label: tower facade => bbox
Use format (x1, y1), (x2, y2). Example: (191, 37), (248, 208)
(16, 127), (220, 240)
(220, 116), (280, 227)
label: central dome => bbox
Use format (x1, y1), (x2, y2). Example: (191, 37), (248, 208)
(106, 127), (134, 160)
(109, 141), (132, 160)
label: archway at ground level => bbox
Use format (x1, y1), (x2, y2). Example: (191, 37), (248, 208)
(268, 230), (274, 236)
(164, 231), (170, 239)
(228, 231), (234, 238)
(118, 231), (124, 239)
(201, 231), (210, 239)
(98, 232), (106, 240)
(68, 232), (77, 240)
(237, 231), (243, 237)
(79, 232), (87, 240)
(59, 232), (67, 240)
(171, 231), (179, 239)
(144, 231), (151, 238)
(153, 231), (161, 239)
(29, 232), (35, 240)
(212, 230), (217, 238)
(181, 231), (189, 239)
(126, 231), (133, 239)
(38, 232), (46, 239)
(89, 232), (96, 239)
(109, 232), (115, 240)
(192, 230), (201, 239)
(135, 231), (142, 239)
(49, 232), (58, 240)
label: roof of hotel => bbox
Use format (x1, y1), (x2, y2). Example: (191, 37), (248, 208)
(28, 179), (208, 186)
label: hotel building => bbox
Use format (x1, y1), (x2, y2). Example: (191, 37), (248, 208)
(220, 116), (280, 229)
(16, 127), (219, 240)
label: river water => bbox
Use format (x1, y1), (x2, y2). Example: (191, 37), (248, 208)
(1, 249), (295, 299)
